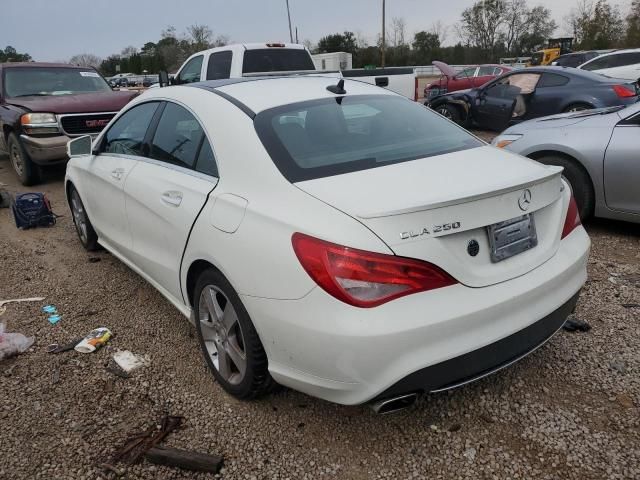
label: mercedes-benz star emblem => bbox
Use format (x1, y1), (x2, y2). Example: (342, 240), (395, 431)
(518, 189), (532, 211)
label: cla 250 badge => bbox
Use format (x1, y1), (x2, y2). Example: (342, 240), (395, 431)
(400, 222), (461, 239)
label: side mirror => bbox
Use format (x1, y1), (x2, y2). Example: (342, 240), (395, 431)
(67, 135), (93, 158)
(158, 70), (170, 88)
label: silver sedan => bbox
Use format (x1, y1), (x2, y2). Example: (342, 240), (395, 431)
(493, 102), (640, 223)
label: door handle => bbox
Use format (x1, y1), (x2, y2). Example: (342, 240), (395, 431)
(161, 191), (183, 206)
(111, 168), (125, 180)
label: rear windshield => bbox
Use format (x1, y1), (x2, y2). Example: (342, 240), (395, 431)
(255, 95), (483, 182)
(3, 67), (111, 98)
(242, 49), (315, 74)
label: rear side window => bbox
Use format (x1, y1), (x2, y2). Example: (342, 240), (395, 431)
(102, 102), (158, 156)
(582, 55), (613, 70)
(537, 73), (570, 87)
(150, 103), (203, 168)
(477, 66), (495, 76)
(195, 138), (218, 177)
(206, 51), (232, 80)
(613, 52), (640, 67)
(255, 95), (483, 182)
(242, 49), (315, 73)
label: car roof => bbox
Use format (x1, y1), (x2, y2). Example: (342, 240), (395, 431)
(146, 76), (398, 116)
(0, 62), (89, 69)
(587, 48), (640, 59)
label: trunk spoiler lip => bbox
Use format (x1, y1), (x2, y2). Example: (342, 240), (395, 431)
(356, 166), (563, 219)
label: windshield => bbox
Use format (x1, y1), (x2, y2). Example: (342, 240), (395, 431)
(242, 49), (315, 74)
(3, 67), (111, 98)
(255, 95), (483, 182)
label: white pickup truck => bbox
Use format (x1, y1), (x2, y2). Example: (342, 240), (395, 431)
(163, 42), (418, 100)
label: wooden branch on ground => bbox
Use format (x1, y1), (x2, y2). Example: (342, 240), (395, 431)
(145, 446), (223, 473)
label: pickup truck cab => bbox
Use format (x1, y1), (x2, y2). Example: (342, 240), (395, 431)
(170, 43), (317, 84)
(0, 62), (136, 185)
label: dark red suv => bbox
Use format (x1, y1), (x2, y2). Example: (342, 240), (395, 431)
(0, 63), (137, 185)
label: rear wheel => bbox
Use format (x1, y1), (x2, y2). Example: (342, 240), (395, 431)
(563, 103), (593, 113)
(435, 104), (462, 125)
(534, 155), (594, 220)
(8, 133), (41, 186)
(194, 268), (274, 399)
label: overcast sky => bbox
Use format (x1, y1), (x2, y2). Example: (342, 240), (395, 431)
(0, 0), (632, 61)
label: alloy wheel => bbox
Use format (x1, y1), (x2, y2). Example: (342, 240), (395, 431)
(438, 107), (452, 119)
(198, 285), (247, 385)
(70, 190), (88, 244)
(10, 143), (24, 178)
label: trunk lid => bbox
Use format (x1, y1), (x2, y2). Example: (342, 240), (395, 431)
(296, 146), (566, 288)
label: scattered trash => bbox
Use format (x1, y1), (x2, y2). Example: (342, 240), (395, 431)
(74, 327), (112, 353)
(111, 413), (184, 464)
(106, 361), (130, 379)
(463, 447), (477, 462)
(609, 360), (627, 374)
(11, 192), (58, 229)
(0, 297), (46, 316)
(47, 337), (83, 354)
(621, 303), (640, 309)
(429, 424), (439, 432)
(112, 350), (149, 373)
(0, 323), (34, 361)
(448, 423), (462, 432)
(563, 317), (591, 332)
(48, 314), (62, 325)
(145, 446), (223, 473)
(42, 305), (57, 314)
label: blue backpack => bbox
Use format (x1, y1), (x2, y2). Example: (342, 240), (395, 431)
(12, 192), (57, 229)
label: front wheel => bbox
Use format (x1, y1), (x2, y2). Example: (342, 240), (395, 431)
(8, 133), (41, 186)
(69, 186), (99, 251)
(194, 268), (274, 399)
(435, 104), (462, 125)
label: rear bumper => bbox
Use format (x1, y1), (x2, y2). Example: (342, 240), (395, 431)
(20, 134), (69, 165)
(372, 290), (579, 402)
(241, 226), (590, 405)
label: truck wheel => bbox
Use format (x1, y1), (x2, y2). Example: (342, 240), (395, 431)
(8, 133), (41, 186)
(535, 154), (594, 220)
(436, 104), (462, 125)
(194, 268), (275, 400)
(69, 186), (99, 251)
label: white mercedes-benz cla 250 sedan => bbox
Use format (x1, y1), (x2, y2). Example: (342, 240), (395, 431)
(65, 77), (589, 413)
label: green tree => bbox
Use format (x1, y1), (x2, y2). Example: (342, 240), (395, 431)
(317, 32), (357, 54)
(412, 31), (440, 64)
(568, 0), (624, 49)
(458, 0), (507, 58)
(625, 0), (640, 47)
(0, 46), (32, 62)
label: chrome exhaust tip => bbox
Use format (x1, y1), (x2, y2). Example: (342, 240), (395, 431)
(370, 393), (419, 414)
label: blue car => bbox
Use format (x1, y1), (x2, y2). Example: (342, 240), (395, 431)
(427, 66), (639, 131)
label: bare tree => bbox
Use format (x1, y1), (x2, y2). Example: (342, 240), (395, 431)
(69, 53), (102, 68)
(120, 46), (138, 58)
(186, 24), (213, 50)
(389, 17), (407, 47)
(504, 0), (529, 54)
(458, 0), (507, 54)
(430, 20), (448, 45)
(354, 30), (369, 48)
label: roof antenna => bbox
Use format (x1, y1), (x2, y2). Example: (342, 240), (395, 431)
(326, 79), (346, 95)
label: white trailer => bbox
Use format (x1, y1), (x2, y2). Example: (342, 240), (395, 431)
(312, 52), (353, 71)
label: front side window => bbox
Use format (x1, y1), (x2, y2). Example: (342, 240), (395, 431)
(178, 55), (204, 83)
(255, 95), (483, 182)
(206, 51), (232, 80)
(150, 103), (204, 169)
(102, 102), (159, 156)
(3, 67), (111, 98)
(458, 67), (477, 78)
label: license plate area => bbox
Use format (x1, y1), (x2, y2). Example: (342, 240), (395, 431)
(487, 214), (538, 263)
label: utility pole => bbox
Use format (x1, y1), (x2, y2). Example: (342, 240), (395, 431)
(286, 0), (294, 43)
(381, 0), (386, 67)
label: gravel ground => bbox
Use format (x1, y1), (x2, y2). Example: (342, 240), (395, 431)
(0, 149), (638, 480)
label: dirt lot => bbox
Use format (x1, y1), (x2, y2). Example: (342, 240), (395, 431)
(0, 148), (639, 480)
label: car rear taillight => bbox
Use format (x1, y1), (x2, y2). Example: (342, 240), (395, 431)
(561, 195), (581, 239)
(612, 84), (636, 98)
(292, 233), (457, 308)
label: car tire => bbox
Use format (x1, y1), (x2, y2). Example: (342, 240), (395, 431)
(69, 186), (99, 251)
(436, 104), (462, 125)
(563, 103), (593, 113)
(194, 268), (275, 399)
(535, 155), (594, 220)
(8, 132), (41, 186)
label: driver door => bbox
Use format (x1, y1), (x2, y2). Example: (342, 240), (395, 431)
(473, 81), (520, 131)
(82, 102), (160, 257)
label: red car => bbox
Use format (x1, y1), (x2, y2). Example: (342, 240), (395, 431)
(424, 62), (512, 101)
